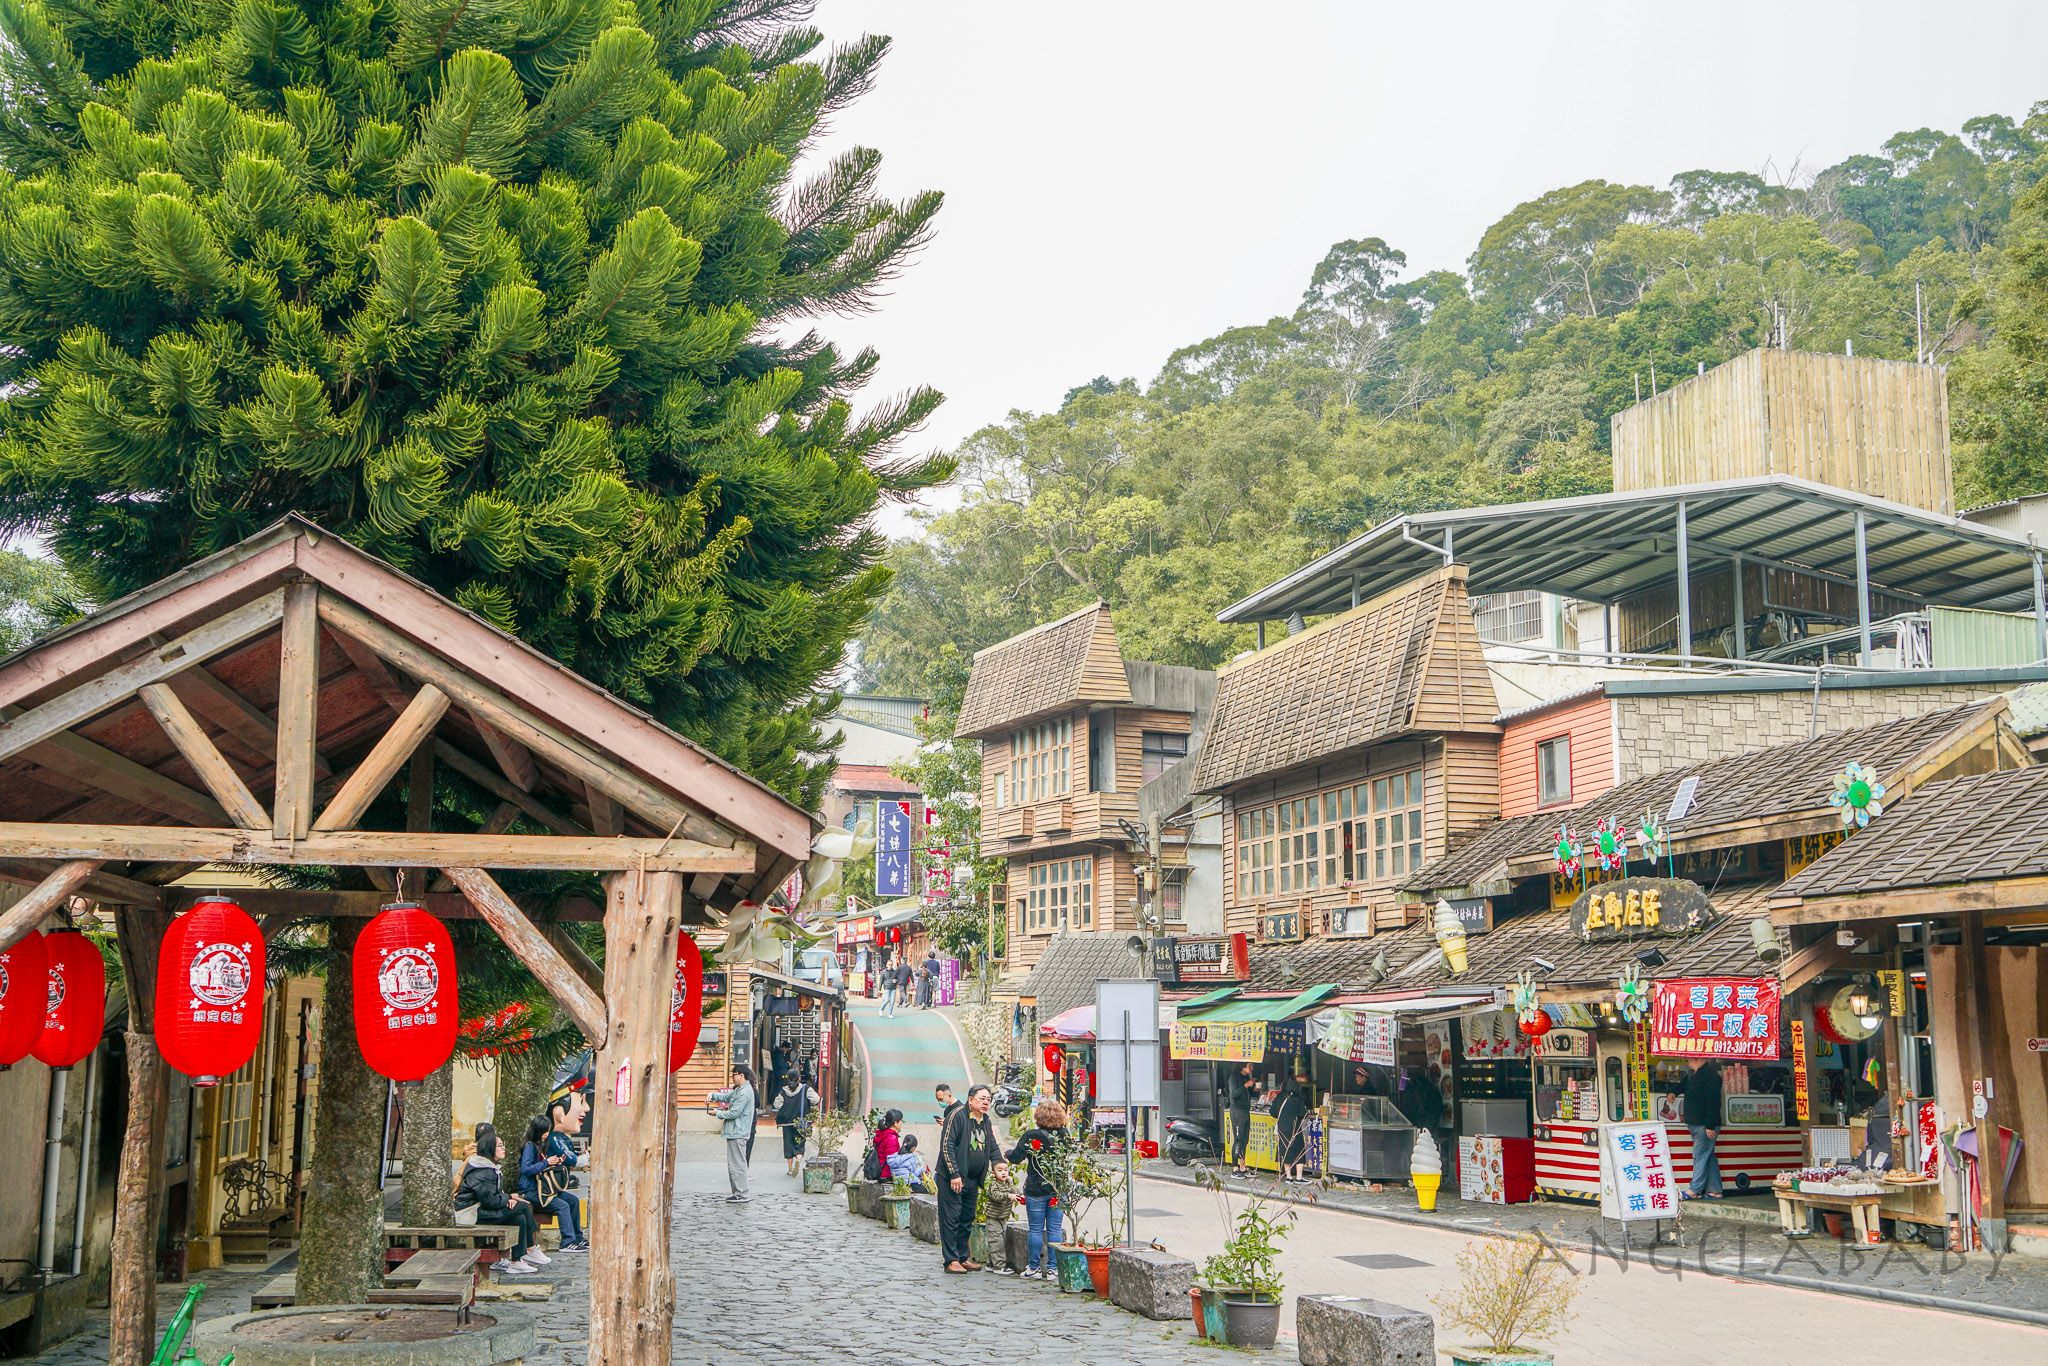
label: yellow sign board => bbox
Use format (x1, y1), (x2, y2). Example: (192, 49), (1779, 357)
(1170, 1020), (1268, 1061)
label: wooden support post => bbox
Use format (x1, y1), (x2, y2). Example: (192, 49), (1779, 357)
(444, 867), (608, 1044)
(138, 682), (272, 830)
(313, 685), (450, 833)
(589, 869), (682, 1366)
(274, 583), (321, 840)
(109, 908), (173, 1366)
(587, 784), (625, 838)
(0, 859), (104, 953)
(1959, 909), (2005, 1224)
(399, 747), (434, 901)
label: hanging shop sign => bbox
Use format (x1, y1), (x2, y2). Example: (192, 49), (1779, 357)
(34, 929), (106, 1071)
(1444, 897), (1493, 936)
(1570, 877), (1715, 943)
(834, 916), (876, 948)
(877, 799), (913, 898)
(156, 897), (266, 1087)
(0, 930), (48, 1066)
(1630, 1020), (1651, 1120)
(1650, 977), (1780, 1059)
(1784, 830), (1846, 879)
(1171, 1020), (1267, 1061)
(1723, 1093), (1786, 1127)
(1261, 906), (1309, 943)
(1537, 1028), (1595, 1060)
(669, 933), (705, 1072)
(353, 903), (459, 1084)
(1878, 970), (1908, 1018)
(1153, 933), (1251, 985)
(1315, 1008), (1399, 1066)
(1791, 1020), (1811, 1121)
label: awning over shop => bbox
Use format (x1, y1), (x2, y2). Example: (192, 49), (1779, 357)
(1169, 984), (1336, 1060)
(1177, 984), (1338, 1023)
(749, 967), (843, 1003)
(1039, 1001), (1180, 1042)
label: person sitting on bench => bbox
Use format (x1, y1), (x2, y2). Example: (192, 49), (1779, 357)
(519, 1096), (589, 1252)
(455, 1125), (543, 1274)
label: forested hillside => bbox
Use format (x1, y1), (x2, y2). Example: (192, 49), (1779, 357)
(858, 105), (2048, 695)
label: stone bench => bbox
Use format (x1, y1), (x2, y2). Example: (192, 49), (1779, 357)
(1297, 1295), (1435, 1366)
(1107, 1248), (1193, 1320)
(1004, 1223), (1030, 1272)
(909, 1194), (940, 1244)
(857, 1179), (884, 1220)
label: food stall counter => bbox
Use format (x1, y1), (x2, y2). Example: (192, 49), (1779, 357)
(1534, 1120), (1806, 1200)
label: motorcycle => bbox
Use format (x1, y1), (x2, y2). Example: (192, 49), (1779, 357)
(991, 1062), (1030, 1118)
(1165, 1116), (1220, 1167)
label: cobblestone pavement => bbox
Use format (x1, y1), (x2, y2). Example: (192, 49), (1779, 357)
(1140, 1156), (2048, 1322)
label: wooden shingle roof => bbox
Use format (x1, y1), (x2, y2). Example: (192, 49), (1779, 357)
(954, 603), (1133, 739)
(1191, 565), (1497, 794)
(1775, 763), (2048, 899)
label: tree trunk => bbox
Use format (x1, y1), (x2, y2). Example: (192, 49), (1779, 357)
(400, 1057), (455, 1227)
(297, 918), (388, 1304)
(493, 1040), (556, 1142)
(109, 908), (173, 1366)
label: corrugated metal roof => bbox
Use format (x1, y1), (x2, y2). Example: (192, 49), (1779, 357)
(1217, 476), (2043, 624)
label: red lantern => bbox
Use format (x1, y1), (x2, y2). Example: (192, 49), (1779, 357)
(156, 898), (265, 1087)
(1518, 1009), (1553, 1039)
(669, 933), (704, 1072)
(34, 929), (106, 1070)
(0, 930), (48, 1067)
(353, 903), (458, 1084)
(1042, 1043), (1064, 1074)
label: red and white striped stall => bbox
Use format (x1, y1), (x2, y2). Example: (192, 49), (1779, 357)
(1534, 1122), (1805, 1200)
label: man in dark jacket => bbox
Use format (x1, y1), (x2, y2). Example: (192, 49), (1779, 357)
(1225, 1062), (1261, 1175)
(1682, 1059), (1724, 1198)
(936, 1084), (1011, 1273)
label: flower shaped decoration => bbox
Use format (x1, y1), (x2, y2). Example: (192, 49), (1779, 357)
(1552, 825), (1582, 880)
(1590, 818), (1628, 874)
(1635, 810), (1667, 861)
(1830, 762), (1887, 829)
(1511, 969), (1540, 1018)
(1030, 1139), (1042, 1150)
(1615, 964), (1651, 1024)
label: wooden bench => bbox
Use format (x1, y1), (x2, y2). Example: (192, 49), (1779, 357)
(383, 1225), (516, 1268)
(375, 1249), (481, 1323)
(1775, 1188), (1886, 1244)
(250, 1274), (297, 1310)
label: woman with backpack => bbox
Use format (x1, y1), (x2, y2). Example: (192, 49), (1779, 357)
(867, 1109), (904, 1184)
(454, 1124), (544, 1275)
(775, 1073), (822, 1175)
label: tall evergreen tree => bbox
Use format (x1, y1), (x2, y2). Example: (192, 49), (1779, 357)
(0, 0), (948, 806)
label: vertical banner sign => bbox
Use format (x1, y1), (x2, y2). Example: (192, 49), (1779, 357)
(1791, 1020), (1810, 1121)
(1630, 1020), (1651, 1121)
(877, 799), (912, 898)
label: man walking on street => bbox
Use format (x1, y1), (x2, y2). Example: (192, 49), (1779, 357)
(708, 1065), (758, 1202)
(938, 1084), (1010, 1273)
(879, 957), (899, 1017)
(1682, 1058), (1724, 1200)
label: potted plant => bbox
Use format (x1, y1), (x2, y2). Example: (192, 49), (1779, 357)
(806, 1106), (859, 1191)
(1054, 1145), (1125, 1295)
(1429, 1234), (1584, 1365)
(882, 1177), (914, 1229)
(1194, 1168), (1296, 1349)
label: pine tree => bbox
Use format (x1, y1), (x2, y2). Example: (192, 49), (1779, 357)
(0, 0), (948, 805)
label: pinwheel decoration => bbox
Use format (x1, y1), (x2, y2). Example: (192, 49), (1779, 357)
(1635, 810), (1667, 861)
(1615, 964), (1651, 1024)
(1511, 970), (1541, 1018)
(1552, 825), (1582, 880)
(1589, 817), (1628, 874)
(1830, 762), (1886, 829)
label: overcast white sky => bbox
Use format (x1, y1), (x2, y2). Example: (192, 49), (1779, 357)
(799, 0), (2048, 535)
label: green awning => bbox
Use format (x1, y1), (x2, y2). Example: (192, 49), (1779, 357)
(1180, 983), (1337, 1022)
(1173, 986), (1242, 1012)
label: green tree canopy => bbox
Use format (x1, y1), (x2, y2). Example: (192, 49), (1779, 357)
(0, 0), (950, 806)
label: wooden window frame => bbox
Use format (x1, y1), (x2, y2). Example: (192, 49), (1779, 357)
(1011, 717), (1074, 805)
(1537, 734), (1571, 807)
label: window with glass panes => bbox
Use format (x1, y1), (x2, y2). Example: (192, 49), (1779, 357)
(1234, 805), (1275, 901)
(1370, 769), (1425, 879)
(218, 1054), (257, 1160)
(1010, 717), (1073, 804)
(1025, 856), (1093, 930)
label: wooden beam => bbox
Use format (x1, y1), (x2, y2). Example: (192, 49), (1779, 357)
(445, 867), (608, 1044)
(164, 663), (332, 777)
(0, 822), (754, 873)
(1780, 938), (1862, 995)
(0, 590), (286, 764)
(1960, 909), (2005, 1222)
(589, 868), (682, 1366)
(158, 887), (605, 920)
(312, 685), (450, 833)
(20, 727), (229, 826)
(474, 715), (537, 791)
(317, 595), (737, 850)
(0, 859), (104, 952)
(433, 741), (585, 838)
(587, 783), (625, 838)
(1770, 874), (2048, 928)
(541, 921), (606, 996)
(329, 629), (414, 713)
(273, 583), (320, 840)
(137, 683), (271, 830)
(0, 861), (166, 910)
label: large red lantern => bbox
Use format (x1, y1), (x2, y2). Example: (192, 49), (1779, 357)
(1518, 1008), (1553, 1039)
(34, 929), (106, 1070)
(353, 903), (458, 1084)
(668, 933), (704, 1072)
(156, 898), (266, 1086)
(0, 930), (48, 1068)
(1042, 1043), (1064, 1075)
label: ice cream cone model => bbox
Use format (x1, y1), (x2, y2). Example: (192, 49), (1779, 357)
(1432, 899), (1469, 975)
(1410, 1128), (1443, 1210)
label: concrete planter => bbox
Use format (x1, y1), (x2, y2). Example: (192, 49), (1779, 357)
(882, 1196), (913, 1229)
(909, 1194), (940, 1244)
(802, 1161), (835, 1194)
(1447, 1353), (1552, 1366)
(1297, 1295), (1436, 1366)
(190, 1306), (534, 1366)
(1107, 1248), (1194, 1320)
(845, 1179), (863, 1214)
(1053, 1244), (1092, 1294)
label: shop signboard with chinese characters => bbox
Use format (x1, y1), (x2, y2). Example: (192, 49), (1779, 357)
(1599, 1122), (1677, 1222)
(1538, 1028), (1595, 1060)
(1723, 1093), (1785, 1127)
(877, 799), (913, 898)
(1171, 1021), (1268, 1061)
(834, 916), (875, 949)
(1650, 977), (1781, 1059)
(1570, 878), (1715, 942)
(1154, 933), (1251, 985)
(1318, 1007), (1399, 1066)
(1629, 1021), (1651, 1120)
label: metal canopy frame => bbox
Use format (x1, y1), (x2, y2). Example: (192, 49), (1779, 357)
(1217, 477), (2048, 661)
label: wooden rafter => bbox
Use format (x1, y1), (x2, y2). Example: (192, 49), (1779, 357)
(312, 685), (450, 832)
(15, 722), (230, 826)
(0, 861), (168, 910)
(328, 628), (413, 713)
(137, 683), (271, 830)
(159, 888), (605, 920)
(587, 783), (625, 838)
(445, 867), (608, 1044)
(434, 741), (585, 837)
(0, 590), (286, 764)
(0, 822), (753, 873)
(273, 583), (320, 839)
(0, 859), (104, 953)
(473, 714), (537, 791)
(164, 662), (333, 777)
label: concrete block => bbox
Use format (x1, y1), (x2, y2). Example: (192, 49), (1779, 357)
(857, 1178), (883, 1219)
(1106, 1248), (1193, 1320)
(1005, 1221), (1031, 1272)
(909, 1193), (940, 1244)
(1297, 1295), (1435, 1366)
